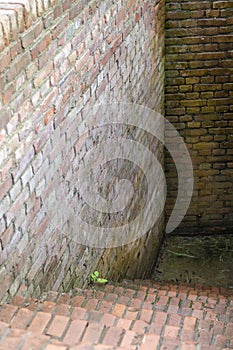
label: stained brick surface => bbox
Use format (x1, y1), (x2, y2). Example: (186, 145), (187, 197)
(165, 0), (233, 234)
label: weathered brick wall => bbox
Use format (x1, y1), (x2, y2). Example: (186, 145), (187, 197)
(165, 0), (233, 234)
(0, 0), (165, 302)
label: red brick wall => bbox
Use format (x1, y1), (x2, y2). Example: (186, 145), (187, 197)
(0, 0), (165, 302)
(165, 0), (233, 234)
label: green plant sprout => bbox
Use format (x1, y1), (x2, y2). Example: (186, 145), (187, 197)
(90, 271), (108, 284)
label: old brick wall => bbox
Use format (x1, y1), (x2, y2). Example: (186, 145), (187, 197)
(0, 0), (165, 302)
(165, 0), (233, 234)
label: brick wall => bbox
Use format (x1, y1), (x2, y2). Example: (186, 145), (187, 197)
(165, 0), (233, 234)
(0, 0), (165, 302)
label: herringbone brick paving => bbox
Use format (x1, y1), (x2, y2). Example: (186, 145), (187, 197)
(0, 280), (232, 349)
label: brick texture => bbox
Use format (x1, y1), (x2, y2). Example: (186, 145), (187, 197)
(0, 0), (165, 303)
(165, 0), (233, 234)
(0, 280), (232, 349)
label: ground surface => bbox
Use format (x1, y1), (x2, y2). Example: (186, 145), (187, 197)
(0, 234), (233, 349)
(0, 280), (232, 349)
(152, 234), (233, 289)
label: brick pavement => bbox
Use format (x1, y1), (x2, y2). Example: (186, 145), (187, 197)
(0, 280), (232, 349)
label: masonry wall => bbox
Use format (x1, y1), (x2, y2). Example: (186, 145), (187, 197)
(0, 0), (165, 302)
(165, 0), (233, 234)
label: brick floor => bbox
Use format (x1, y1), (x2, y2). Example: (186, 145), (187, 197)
(0, 280), (232, 349)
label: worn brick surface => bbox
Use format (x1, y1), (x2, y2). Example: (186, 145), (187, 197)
(0, 0), (165, 304)
(0, 281), (232, 349)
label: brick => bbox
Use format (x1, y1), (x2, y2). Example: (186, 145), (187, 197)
(112, 304), (126, 318)
(21, 333), (50, 350)
(225, 323), (233, 336)
(132, 320), (148, 333)
(121, 330), (137, 347)
(141, 334), (160, 350)
(103, 326), (122, 346)
(85, 299), (99, 310)
(116, 318), (132, 330)
(6, 51), (30, 81)
(140, 309), (153, 323)
(0, 304), (17, 323)
(21, 29), (35, 49)
(28, 311), (51, 333)
(0, 320), (9, 337)
(63, 319), (87, 345)
(69, 0), (86, 20)
(164, 325), (180, 339)
(183, 317), (197, 330)
(51, 14), (69, 40)
(46, 315), (69, 337)
(34, 61), (53, 87)
(0, 328), (29, 349)
(0, 175), (12, 201)
(45, 344), (68, 350)
(101, 313), (116, 327)
(81, 322), (104, 344)
(11, 308), (34, 329)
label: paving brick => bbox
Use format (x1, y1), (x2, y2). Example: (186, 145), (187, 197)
(87, 310), (103, 323)
(132, 320), (148, 334)
(163, 325), (180, 339)
(118, 296), (130, 305)
(197, 329), (213, 344)
(98, 300), (113, 313)
(116, 318), (132, 330)
(183, 316), (197, 330)
(102, 326), (122, 346)
(225, 322), (233, 336)
(103, 293), (118, 303)
(139, 309), (153, 323)
(124, 309), (139, 320)
(21, 333), (50, 350)
(140, 334), (160, 350)
(71, 296), (85, 308)
(213, 334), (229, 348)
(63, 319), (87, 345)
(46, 315), (70, 338)
(0, 304), (17, 323)
(0, 321), (9, 337)
(45, 344), (68, 350)
(160, 338), (180, 349)
(167, 313), (182, 326)
(0, 328), (29, 350)
(85, 299), (99, 311)
(10, 295), (25, 307)
(180, 342), (197, 350)
(70, 307), (87, 320)
(40, 301), (56, 313)
(112, 304), (126, 318)
(28, 311), (51, 333)
(120, 330), (138, 347)
(10, 308), (34, 329)
(81, 322), (104, 344)
(180, 329), (196, 342)
(101, 313), (116, 327)
(55, 304), (71, 316)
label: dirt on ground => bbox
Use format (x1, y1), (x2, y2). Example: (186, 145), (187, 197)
(152, 234), (233, 289)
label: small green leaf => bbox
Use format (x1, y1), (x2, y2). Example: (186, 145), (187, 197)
(90, 271), (108, 284)
(96, 278), (108, 284)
